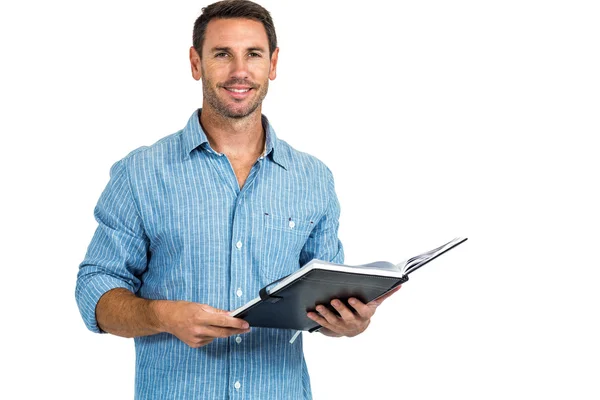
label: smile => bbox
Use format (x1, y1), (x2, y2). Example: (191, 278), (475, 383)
(225, 88), (251, 93)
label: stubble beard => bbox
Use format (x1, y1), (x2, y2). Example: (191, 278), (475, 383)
(201, 66), (269, 119)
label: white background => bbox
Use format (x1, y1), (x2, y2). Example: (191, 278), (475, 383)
(1, 0), (599, 399)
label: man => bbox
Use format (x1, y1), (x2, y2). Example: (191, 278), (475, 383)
(75, 1), (400, 398)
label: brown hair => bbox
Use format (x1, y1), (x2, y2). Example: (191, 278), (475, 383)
(193, 0), (278, 58)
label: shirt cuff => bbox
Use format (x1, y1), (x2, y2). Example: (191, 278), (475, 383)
(75, 274), (134, 334)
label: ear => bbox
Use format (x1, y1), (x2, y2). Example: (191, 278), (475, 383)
(190, 46), (202, 81)
(269, 47), (279, 81)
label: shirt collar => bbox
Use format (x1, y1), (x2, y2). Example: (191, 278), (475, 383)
(182, 109), (287, 170)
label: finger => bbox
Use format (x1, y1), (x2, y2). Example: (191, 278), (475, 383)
(200, 304), (246, 327)
(369, 286), (402, 307)
(198, 325), (251, 339)
(347, 297), (374, 319)
(203, 312), (250, 330)
(314, 304), (342, 326)
(188, 337), (214, 348)
(307, 311), (334, 331)
(330, 299), (356, 321)
(194, 336), (215, 344)
(201, 304), (229, 314)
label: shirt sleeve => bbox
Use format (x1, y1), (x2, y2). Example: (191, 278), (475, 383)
(75, 159), (149, 333)
(299, 166), (344, 266)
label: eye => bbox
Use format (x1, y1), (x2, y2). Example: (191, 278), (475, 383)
(248, 52), (261, 58)
(215, 52), (229, 58)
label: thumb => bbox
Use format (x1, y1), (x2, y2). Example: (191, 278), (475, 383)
(200, 304), (228, 314)
(369, 286), (402, 308)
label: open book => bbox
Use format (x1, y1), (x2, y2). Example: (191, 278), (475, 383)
(230, 237), (468, 332)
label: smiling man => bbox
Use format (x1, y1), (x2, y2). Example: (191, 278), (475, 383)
(75, 1), (397, 399)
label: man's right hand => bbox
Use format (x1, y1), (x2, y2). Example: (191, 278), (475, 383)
(153, 300), (251, 348)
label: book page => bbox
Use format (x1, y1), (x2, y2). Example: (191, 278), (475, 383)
(353, 261), (399, 270)
(398, 237), (467, 275)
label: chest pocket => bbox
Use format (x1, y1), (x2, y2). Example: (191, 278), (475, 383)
(260, 213), (315, 282)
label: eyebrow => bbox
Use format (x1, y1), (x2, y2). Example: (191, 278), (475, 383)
(210, 46), (267, 53)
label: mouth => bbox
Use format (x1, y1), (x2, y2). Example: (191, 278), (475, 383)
(223, 86), (253, 99)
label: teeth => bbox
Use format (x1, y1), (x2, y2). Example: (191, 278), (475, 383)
(227, 88), (250, 93)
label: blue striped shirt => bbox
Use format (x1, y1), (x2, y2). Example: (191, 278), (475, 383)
(75, 109), (344, 399)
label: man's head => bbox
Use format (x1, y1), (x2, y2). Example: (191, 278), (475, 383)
(193, 0), (277, 59)
(190, 0), (279, 119)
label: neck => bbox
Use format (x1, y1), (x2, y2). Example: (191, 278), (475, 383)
(199, 104), (265, 160)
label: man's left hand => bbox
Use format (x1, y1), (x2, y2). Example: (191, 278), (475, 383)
(306, 286), (402, 338)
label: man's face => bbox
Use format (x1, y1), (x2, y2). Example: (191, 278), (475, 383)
(191, 18), (278, 119)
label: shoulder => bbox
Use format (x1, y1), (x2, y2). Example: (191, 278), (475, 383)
(109, 130), (185, 177)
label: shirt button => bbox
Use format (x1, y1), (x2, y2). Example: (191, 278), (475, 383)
(289, 220), (295, 229)
(236, 241), (243, 249)
(234, 381), (241, 390)
(235, 336), (242, 344)
(236, 288), (243, 297)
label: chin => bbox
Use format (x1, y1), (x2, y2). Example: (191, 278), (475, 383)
(224, 104), (260, 119)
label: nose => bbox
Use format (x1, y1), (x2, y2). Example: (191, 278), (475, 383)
(229, 55), (249, 80)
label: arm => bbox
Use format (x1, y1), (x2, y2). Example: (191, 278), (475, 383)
(298, 165), (344, 337)
(76, 159), (248, 347)
(96, 288), (161, 337)
(97, 288), (250, 347)
(299, 165), (401, 337)
(299, 166), (344, 268)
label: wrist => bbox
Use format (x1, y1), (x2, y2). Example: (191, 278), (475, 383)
(149, 300), (171, 334)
